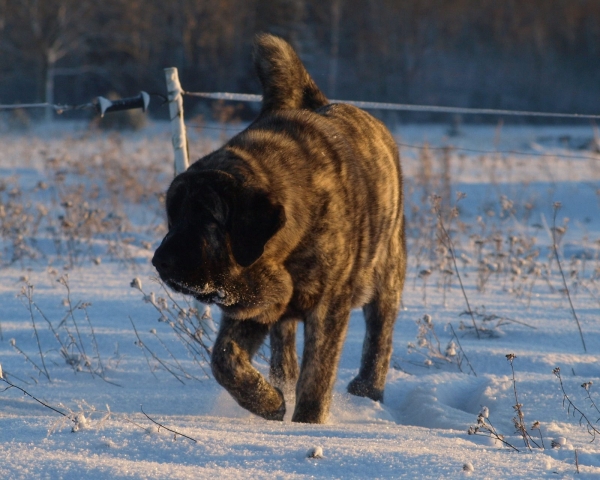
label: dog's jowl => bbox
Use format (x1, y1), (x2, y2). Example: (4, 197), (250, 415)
(152, 34), (406, 423)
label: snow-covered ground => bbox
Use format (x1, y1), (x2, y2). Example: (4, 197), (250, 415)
(1, 120), (600, 479)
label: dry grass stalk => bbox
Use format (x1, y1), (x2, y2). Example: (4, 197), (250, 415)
(432, 194), (480, 338)
(506, 354), (541, 451)
(12, 277), (113, 383)
(551, 202), (586, 352)
(468, 406), (519, 452)
(140, 405), (198, 443)
(553, 367), (600, 442)
(130, 277), (215, 379)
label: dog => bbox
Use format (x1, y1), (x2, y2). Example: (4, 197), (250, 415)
(152, 33), (406, 424)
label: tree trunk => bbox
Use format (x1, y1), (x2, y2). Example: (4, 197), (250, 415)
(45, 64), (55, 124)
(328, 0), (342, 98)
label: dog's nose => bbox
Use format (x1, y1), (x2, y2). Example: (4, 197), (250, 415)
(152, 249), (174, 275)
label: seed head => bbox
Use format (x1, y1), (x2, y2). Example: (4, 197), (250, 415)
(143, 292), (155, 305)
(130, 277), (143, 291)
(581, 381), (593, 391)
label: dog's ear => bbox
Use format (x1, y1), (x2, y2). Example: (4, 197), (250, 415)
(229, 187), (286, 267)
(184, 169), (285, 267)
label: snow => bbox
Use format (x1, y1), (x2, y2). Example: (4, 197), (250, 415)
(1, 120), (600, 478)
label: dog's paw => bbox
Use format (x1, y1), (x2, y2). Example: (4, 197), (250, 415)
(291, 400), (327, 424)
(347, 377), (384, 402)
(260, 388), (286, 421)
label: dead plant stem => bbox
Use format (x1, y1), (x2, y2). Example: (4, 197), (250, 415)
(552, 206), (586, 352)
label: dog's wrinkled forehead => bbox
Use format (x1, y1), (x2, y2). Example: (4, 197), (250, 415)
(166, 172), (230, 227)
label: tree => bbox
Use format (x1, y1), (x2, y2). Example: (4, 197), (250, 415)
(2, 0), (97, 121)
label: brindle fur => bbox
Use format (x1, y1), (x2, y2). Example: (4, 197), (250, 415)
(152, 33), (406, 423)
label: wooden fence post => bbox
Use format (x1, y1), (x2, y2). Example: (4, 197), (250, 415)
(164, 67), (216, 334)
(164, 67), (189, 175)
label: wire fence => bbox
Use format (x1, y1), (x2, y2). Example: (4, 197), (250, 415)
(184, 122), (600, 162)
(182, 90), (600, 162)
(0, 92), (151, 116)
(0, 100), (100, 114)
(183, 91), (600, 121)
(4, 88), (600, 121)
(2, 84), (599, 163)
(395, 143), (600, 162)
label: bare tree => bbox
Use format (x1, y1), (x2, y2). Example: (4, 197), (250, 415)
(3, 0), (96, 121)
(1, 0), (600, 119)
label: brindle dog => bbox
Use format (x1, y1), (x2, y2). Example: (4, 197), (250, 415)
(152, 33), (406, 423)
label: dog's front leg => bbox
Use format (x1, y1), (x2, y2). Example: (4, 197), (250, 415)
(292, 298), (351, 423)
(211, 316), (285, 420)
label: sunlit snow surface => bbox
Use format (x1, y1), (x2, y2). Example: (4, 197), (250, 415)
(1, 120), (600, 479)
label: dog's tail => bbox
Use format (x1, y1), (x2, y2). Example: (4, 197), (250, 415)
(254, 33), (328, 114)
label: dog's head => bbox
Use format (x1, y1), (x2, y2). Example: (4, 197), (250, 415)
(152, 169), (285, 304)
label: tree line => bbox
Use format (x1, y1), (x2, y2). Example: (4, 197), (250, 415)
(1, 0), (599, 122)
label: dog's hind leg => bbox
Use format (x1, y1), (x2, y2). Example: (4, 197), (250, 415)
(212, 316), (285, 420)
(348, 232), (406, 402)
(269, 319), (299, 394)
(347, 294), (399, 402)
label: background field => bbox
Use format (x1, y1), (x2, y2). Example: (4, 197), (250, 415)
(1, 119), (600, 478)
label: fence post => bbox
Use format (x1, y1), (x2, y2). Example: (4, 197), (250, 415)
(164, 67), (216, 334)
(164, 67), (189, 175)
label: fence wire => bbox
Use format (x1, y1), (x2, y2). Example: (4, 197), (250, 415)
(2, 89), (599, 161)
(0, 102), (96, 113)
(4, 90), (600, 121)
(186, 123), (600, 162)
(186, 121), (600, 162)
(183, 91), (600, 121)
